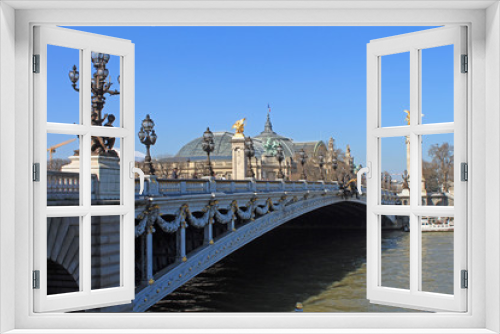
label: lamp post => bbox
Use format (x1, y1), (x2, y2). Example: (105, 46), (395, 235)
(69, 52), (120, 155)
(276, 144), (285, 179)
(336, 167), (351, 199)
(402, 170), (410, 190)
(299, 149), (307, 180)
(202, 127), (215, 177)
(349, 156), (355, 175)
(244, 137), (255, 178)
(384, 172), (392, 191)
(330, 151), (339, 183)
(138, 114), (157, 175)
(332, 152), (338, 170)
(318, 154), (325, 181)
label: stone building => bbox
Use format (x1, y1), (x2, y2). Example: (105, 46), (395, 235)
(141, 113), (355, 181)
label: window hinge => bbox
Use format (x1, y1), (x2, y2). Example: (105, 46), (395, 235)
(33, 54), (40, 73)
(461, 54), (468, 73)
(461, 162), (468, 181)
(461, 270), (468, 289)
(33, 163), (40, 182)
(33, 270), (40, 289)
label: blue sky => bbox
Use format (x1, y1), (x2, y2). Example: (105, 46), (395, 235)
(47, 26), (454, 175)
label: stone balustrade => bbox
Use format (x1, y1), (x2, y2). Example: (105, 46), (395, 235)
(47, 171), (98, 203)
(47, 171), (80, 194)
(135, 178), (341, 197)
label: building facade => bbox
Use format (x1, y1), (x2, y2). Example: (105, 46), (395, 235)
(139, 113), (355, 181)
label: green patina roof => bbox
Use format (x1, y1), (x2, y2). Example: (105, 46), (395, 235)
(175, 131), (266, 159)
(175, 114), (325, 160)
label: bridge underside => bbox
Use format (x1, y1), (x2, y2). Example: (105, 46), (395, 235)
(291, 201), (367, 229)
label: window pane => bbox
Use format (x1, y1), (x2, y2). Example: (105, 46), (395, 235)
(421, 216), (454, 294)
(90, 52), (121, 128)
(381, 215), (410, 290)
(91, 137), (121, 205)
(381, 52), (410, 127)
(381, 137), (409, 205)
(47, 45), (80, 124)
(421, 45), (454, 124)
(421, 133), (454, 206)
(47, 133), (80, 206)
(91, 216), (121, 290)
(47, 217), (80, 295)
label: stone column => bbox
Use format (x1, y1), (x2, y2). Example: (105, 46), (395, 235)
(232, 136), (247, 180)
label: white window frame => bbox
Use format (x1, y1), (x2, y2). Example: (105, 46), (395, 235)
(1, 1), (499, 333)
(366, 26), (467, 312)
(33, 26), (136, 313)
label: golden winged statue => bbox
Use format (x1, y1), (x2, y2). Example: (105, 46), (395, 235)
(404, 109), (410, 125)
(232, 118), (246, 138)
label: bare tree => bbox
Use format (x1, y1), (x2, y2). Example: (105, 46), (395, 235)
(427, 142), (454, 192)
(47, 158), (71, 171)
(422, 160), (439, 192)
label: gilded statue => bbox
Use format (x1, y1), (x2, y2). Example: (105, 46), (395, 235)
(404, 109), (410, 125)
(232, 118), (246, 138)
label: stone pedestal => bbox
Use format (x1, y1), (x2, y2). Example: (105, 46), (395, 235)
(62, 155), (120, 200)
(232, 136), (247, 180)
(421, 175), (427, 196)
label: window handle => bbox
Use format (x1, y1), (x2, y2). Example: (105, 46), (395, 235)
(130, 162), (145, 195)
(357, 162), (371, 195)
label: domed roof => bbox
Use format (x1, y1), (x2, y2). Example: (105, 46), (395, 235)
(254, 113), (296, 157)
(175, 131), (266, 159)
(175, 113), (305, 160)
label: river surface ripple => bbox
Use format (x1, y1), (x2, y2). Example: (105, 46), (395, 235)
(149, 222), (453, 313)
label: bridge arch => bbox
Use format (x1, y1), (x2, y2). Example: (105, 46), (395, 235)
(292, 200), (367, 229)
(46, 217), (80, 293)
(47, 259), (79, 295)
(131, 194), (380, 312)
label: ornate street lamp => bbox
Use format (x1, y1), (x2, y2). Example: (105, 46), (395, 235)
(384, 172), (392, 191)
(138, 114), (157, 175)
(332, 152), (338, 171)
(201, 127), (215, 177)
(69, 52), (120, 155)
(336, 167), (351, 199)
(244, 137), (255, 178)
(318, 154), (325, 181)
(276, 143), (285, 179)
(299, 149), (308, 180)
(349, 156), (355, 175)
(402, 170), (410, 190)
(329, 152), (339, 183)
(68, 65), (79, 91)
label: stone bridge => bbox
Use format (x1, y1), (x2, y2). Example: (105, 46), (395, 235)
(46, 175), (401, 312)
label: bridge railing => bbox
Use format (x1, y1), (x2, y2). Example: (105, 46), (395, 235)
(47, 171), (79, 195)
(134, 178), (344, 197)
(46, 171), (396, 205)
(47, 171), (98, 202)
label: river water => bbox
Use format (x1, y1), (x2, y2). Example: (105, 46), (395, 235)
(149, 218), (453, 313)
